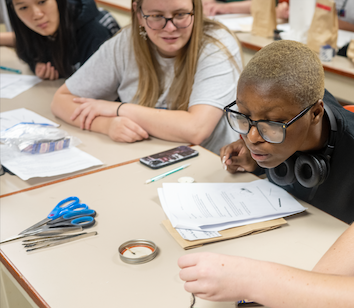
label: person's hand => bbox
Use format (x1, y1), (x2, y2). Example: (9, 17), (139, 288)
(178, 252), (250, 302)
(203, 2), (226, 16)
(220, 139), (257, 173)
(276, 2), (289, 20)
(35, 62), (59, 80)
(106, 116), (149, 143)
(71, 98), (119, 130)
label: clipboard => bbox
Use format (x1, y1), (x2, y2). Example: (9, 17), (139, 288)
(162, 218), (287, 250)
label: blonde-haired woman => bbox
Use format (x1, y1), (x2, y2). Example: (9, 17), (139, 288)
(51, 0), (242, 154)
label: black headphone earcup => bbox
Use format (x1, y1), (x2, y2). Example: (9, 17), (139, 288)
(294, 154), (330, 188)
(268, 158), (296, 186)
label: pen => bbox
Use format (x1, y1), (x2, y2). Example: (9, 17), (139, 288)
(145, 164), (190, 184)
(0, 66), (22, 74)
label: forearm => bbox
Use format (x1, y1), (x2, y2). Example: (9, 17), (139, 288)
(313, 223), (354, 275)
(225, 0), (252, 14)
(0, 32), (16, 47)
(338, 20), (354, 32)
(244, 259), (354, 308)
(51, 84), (111, 135)
(118, 103), (222, 144)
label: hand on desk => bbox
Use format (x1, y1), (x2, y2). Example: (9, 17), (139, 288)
(179, 225), (354, 307)
(71, 97), (118, 130)
(178, 252), (250, 302)
(220, 139), (257, 173)
(106, 117), (149, 143)
(35, 62), (59, 80)
(70, 97), (149, 142)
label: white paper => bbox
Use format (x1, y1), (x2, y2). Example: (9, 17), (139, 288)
(0, 74), (42, 99)
(212, 15), (253, 32)
(0, 144), (103, 180)
(159, 180), (306, 232)
(176, 228), (221, 241)
(337, 29), (354, 49)
(0, 108), (59, 131)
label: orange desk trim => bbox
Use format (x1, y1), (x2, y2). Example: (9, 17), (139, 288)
(0, 159), (139, 199)
(0, 251), (49, 308)
(95, 0), (131, 13)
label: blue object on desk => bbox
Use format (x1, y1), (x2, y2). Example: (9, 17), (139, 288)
(19, 196), (88, 235)
(32, 212), (96, 233)
(48, 209), (96, 225)
(0, 66), (22, 74)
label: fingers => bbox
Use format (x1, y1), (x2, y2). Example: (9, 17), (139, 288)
(119, 122), (149, 142)
(179, 266), (198, 283)
(220, 139), (252, 173)
(178, 253), (200, 269)
(35, 63), (46, 79)
(109, 117), (149, 143)
(220, 140), (244, 172)
(37, 62), (59, 80)
(209, 5), (220, 16)
(203, 3), (212, 16)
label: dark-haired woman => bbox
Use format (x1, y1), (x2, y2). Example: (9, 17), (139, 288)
(1, 0), (119, 80)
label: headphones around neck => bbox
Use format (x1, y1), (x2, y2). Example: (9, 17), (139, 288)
(268, 103), (337, 189)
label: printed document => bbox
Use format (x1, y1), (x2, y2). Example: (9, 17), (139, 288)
(0, 108), (59, 131)
(159, 180), (306, 233)
(0, 74), (42, 99)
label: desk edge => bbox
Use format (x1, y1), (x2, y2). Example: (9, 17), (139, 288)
(0, 250), (50, 308)
(95, 0), (131, 12)
(0, 158), (139, 199)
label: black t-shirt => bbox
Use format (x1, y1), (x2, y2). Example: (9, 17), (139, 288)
(266, 90), (354, 224)
(27, 0), (119, 76)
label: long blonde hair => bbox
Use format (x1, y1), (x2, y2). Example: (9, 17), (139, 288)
(131, 0), (242, 110)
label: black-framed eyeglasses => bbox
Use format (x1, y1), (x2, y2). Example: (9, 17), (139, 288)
(140, 9), (194, 30)
(224, 101), (318, 144)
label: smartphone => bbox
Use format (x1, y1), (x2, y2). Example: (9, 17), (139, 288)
(140, 146), (199, 169)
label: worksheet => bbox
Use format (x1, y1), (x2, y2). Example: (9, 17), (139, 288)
(0, 108), (59, 131)
(0, 74), (42, 99)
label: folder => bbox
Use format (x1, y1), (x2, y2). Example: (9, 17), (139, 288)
(162, 218), (287, 250)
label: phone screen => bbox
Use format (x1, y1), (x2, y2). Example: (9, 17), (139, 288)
(139, 146), (199, 169)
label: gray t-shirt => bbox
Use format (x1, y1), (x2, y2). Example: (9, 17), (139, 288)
(66, 26), (242, 154)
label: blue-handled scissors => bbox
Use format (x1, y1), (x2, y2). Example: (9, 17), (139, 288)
(19, 197), (88, 235)
(0, 209), (96, 244)
(31, 211), (96, 234)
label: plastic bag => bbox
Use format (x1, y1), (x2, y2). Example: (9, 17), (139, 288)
(0, 123), (81, 154)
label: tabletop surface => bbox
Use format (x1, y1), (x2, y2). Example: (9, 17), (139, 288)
(0, 146), (349, 308)
(0, 47), (188, 196)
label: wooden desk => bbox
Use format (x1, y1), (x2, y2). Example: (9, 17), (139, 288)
(0, 146), (348, 308)
(0, 47), (187, 196)
(236, 32), (354, 105)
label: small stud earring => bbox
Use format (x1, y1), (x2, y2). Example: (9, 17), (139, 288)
(139, 25), (147, 40)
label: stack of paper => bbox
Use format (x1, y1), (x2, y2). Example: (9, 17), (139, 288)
(158, 180), (306, 241)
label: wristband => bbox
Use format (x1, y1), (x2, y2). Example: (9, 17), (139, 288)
(116, 102), (125, 116)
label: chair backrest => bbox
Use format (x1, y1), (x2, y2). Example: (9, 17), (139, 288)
(344, 105), (354, 113)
